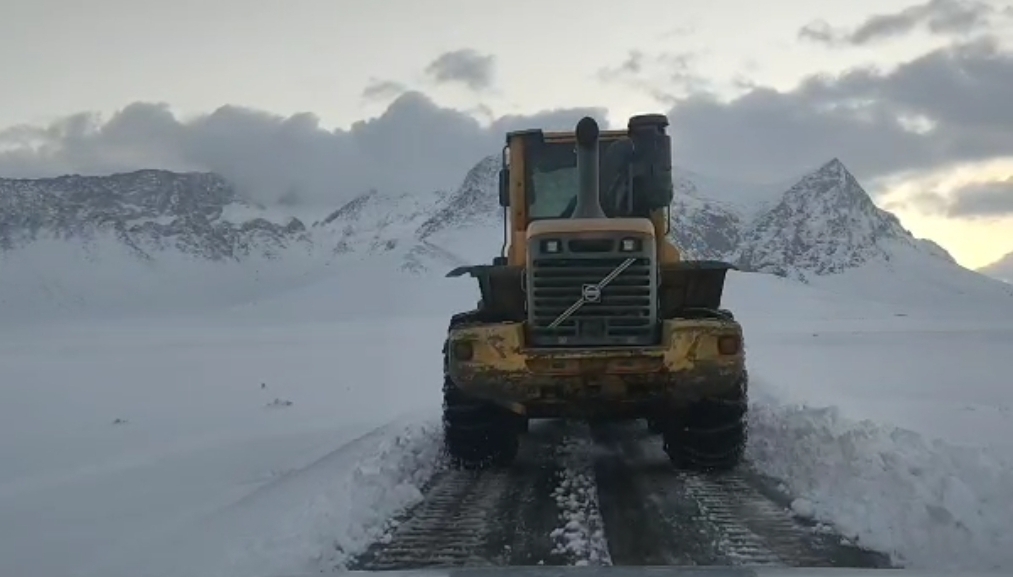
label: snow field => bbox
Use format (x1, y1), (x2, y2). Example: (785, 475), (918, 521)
(0, 308), (456, 577)
(148, 417), (446, 577)
(2, 235), (1013, 574)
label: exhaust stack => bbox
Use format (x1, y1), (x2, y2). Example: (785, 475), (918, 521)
(571, 116), (606, 219)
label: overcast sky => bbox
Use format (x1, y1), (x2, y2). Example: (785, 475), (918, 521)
(1, 0), (1011, 268)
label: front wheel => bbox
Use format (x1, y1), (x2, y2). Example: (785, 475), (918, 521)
(661, 375), (748, 472)
(442, 376), (520, 469)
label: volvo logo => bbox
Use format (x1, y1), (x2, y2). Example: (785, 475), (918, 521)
(548, 258), (636, 329)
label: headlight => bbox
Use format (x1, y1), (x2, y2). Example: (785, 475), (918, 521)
(619, 237), (642, 252)
(542, 239), (561, 253)
(452, 340), (474, 361)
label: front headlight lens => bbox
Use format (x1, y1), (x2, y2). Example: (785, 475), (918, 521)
(452, 340), (474, 361)
(620, 237), (642, 252)
(543, 239), (561, 253)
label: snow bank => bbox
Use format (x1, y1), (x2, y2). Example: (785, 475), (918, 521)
(0, 310), (453, 577)
(143, 416), (445, 577)
(729, 267), (1013, 570)
(748, 391), (1013, 570)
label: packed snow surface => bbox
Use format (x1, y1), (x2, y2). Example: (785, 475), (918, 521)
(2, 233), (1013, 576)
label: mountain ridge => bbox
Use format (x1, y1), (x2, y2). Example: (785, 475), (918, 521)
(5, 155), (1012, 325)
(0, 156), (971, 283)
(0, 169), (310, 260)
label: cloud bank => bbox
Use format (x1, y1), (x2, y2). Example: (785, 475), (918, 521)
(0, 94), (602, 207)
(662, 37), (1013, 185)
(799, 0), (1008, 46)
(2, 34), (1012, 214)
(904, 176), (1013, 218)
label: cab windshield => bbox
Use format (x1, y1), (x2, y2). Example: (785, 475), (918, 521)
(528, 141), (627, 219)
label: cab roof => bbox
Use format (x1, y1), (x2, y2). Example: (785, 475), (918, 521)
(504, 128), (629, 144)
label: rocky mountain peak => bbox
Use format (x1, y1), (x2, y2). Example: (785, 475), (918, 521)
(735, 158), (954, 279)
(415, 154), (500, 240)
(820, 157), (846, 173)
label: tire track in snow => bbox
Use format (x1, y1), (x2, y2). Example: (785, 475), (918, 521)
(591, 422), (718, 565)
(350, 466), (513, 569)
(349, 418), (893, 570)
(348, 420), (568, 569)
(590, 421), (894, 568)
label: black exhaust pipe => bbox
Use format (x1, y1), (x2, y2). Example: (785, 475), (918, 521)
(571, 116), (606, 219)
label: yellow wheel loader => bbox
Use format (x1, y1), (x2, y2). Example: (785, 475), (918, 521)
(441, 115), (747, 471)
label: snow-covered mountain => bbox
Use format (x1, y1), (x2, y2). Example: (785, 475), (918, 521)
(312, 155), (965, 283)
(3, 155), (1010, 315)
(0, 170), (310, 261)
(733, 159), (955, 280)
(981, 253), (1013, 283)
(307, 155), (504, 273)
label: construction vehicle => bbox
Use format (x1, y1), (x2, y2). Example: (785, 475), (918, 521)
(441, 114), (747, 471)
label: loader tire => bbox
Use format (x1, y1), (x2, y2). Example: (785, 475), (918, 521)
(442, 375), (520, 469)
(441, 325), (520, 469)
(662, 373), (748, 472)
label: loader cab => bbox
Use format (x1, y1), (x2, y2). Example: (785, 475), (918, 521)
(496, 114), (678, 267)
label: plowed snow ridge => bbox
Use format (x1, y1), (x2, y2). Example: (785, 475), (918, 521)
(748, 392), (1013, 570)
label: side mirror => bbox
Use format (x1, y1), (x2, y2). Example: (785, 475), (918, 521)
(498, 168), (510, 207)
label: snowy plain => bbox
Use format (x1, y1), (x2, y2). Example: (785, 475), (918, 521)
(2, 232), (1013, 577)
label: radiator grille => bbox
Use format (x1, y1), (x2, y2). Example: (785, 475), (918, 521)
(527, 248), (658, 347)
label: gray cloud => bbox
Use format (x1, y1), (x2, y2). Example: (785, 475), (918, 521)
(424, 49), (495, 91)
(361, 79), (408, 101)
(4, 36), (1012, 215)
(798, 20), (838, 44)
(0, 94), (603, 208)
(800, 0), (1006, 45)
(597, 50), (711, 102)
(889, 177), (1013, 217)
(948, 177), (1013, 216)
(662, 37), (1013, 185)
(884, 190), (952, 214)
(598, 51), (647, 81)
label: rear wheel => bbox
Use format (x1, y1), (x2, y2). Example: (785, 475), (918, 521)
(662, 373), (748, 472)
